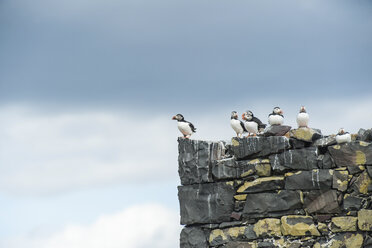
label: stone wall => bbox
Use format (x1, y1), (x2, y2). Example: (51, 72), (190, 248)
(178, 128), (372, 248)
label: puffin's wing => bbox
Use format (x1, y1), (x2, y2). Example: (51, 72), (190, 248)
(252, 117), (266, 129)
(240, 121), (247, 132)
(187, 121), (197, 132)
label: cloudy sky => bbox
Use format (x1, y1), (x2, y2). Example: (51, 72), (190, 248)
(0, 0), (372, 247)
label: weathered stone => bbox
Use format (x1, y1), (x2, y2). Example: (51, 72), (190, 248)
(243, 209), (305, 220)
(272, 238), (301, 248)
(347, 165), (365, 175)
(263, 125), (292, 137)
(289, 128), (322, 142)
(357, 128), (372, 142)
(357, 209), (372, 231)
(313, 233), (363, 248)
(212, 158), (272, 180)
(304, 190), (340, 214)
(289, 138), (309, 149)
(178, 182), (235, 225)
(231, 136), (290, 159)
(317, 222), (328, 234)
(328, 141), (372, 168)
(285, 170), (333, 190)
(180, 227), (208, 248)
(313, 135), (337, 147)
(209, 226), (246, 246)
(332, 170), (349, 192)
(281, 215), (320, 236)
(253, 218), (281, 237)
(317, 152), (336, 169)
(237, 176), (284, 193)
(243, 190), (302, 215)
(219, 221), (243, 229)
(343, 194), (363, 211)
(367, 165), (372, 178)
(351, 170), (372, 195)
(225, 241), (258, 248)
(330, 217), (357, 232)
(270, 147), (319, 171)
(178, 138), (225, 185)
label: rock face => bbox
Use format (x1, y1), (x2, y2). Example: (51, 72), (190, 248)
(177, 132), (372, 248)
(230, 136), (290, 160)
(178, 182), (236, 225)
(178, 138), (225, 185)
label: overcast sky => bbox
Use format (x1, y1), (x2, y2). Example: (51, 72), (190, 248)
(1, 0), (372, 247)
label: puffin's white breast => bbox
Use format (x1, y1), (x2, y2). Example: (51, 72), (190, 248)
(297, 113), (309, 128)
(178, 122), (193, 136)
(268, 115), (284, 125)
(336, 133), (351, 144)
(231, 119), (244, 134)
(244, 121), (258, 133)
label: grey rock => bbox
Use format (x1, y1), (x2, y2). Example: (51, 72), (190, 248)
(343, 195), (363, 211)
(263, 125), (292, 137)
(357, 128), (372, 142)
(269, 147), (319, 171)
(219, 221), (243, 229)
(237, 176), (284, 193)
(178, 182), (235, 225)
(368, 166), (372, 178)
(317, 152), (336, 169)
(243, 190), (302, 215)
(230, 136), (290, 160)
(243, 209), (305, 220)
(304, 190), (340, 214)
(328, 141), (372, 167)
(289, 138), (309, 149)
(289, 127), (322, 142)
(211, 157), (271, 181)
(313, 136), (337, 147)
(225, 242), (258, 248)
(285, 169), (333, 190)
(178, 138), (226, 185)
(180, 227), (208, 248)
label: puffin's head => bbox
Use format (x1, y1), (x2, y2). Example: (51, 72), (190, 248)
(338, 128), (345, 135)
(231, 111), (238, 119)
(243, 110), (253, 120)
(300, 106), (306, 113)
(273, 107), (283, 115)
(172, 114), (184, 121)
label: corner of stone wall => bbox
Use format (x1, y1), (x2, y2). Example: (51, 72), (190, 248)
(177, 128), (372, 248)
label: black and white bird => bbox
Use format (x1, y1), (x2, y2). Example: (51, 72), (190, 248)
(268, 107), (284, 126)
(296, 106), (309, 128)
(242, 110), (266, 136)
(230, 111), (247, 137)
(172, 114), (196, 138)
(336, 128), (351, 144)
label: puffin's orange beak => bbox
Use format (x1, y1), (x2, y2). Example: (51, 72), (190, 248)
(172, 116), (176, 120)
(280, 110), (284, 115)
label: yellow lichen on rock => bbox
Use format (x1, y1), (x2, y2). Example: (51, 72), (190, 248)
(330, 217), (357, 232)
(255, 163), (271, 177)
(358, 209), (372, 231)
(240, 169), (254, 178)
(234, 194), (247, 201)
(209, 229), (227, 244)
(237, 176), (284, 193)
(355, 150), (366, 165)
(226, 226), (245, 238)
(281, 215), (320, 236)
(253, 218), (281, 237)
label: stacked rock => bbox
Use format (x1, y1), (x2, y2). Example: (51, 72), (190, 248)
(178, 128), (372, 248)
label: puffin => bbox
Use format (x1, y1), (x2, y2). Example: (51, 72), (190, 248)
(172, 114), (196, 138)
(242, 110), (266, 136)
(268, 107), (284, 126)
(230, 111), (247, 138)
(296, 106), (309, 128)
(335, 128), (351, 144)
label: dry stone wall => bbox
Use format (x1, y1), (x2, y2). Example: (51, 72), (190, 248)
(178, 128), (372, 248)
